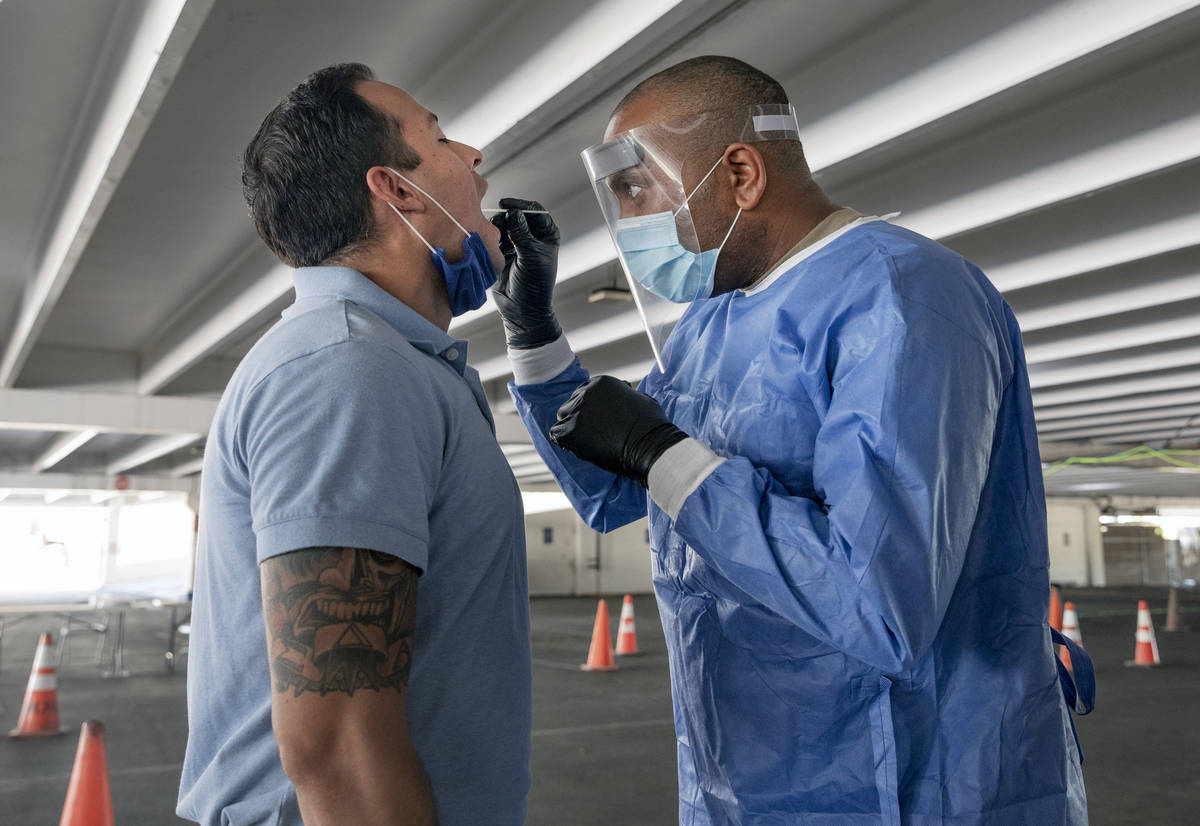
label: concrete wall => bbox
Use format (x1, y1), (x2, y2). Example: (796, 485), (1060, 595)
(523, 508), (581, 596)
(598, 518), (652, 595)
(1045, 497), (1105, 587)
(525, 495), (1200, 594)
(1101, 525), (1170, 586)
(523, 507), (652, 596)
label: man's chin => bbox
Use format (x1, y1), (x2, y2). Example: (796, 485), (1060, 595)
(482, 222), (506, 273)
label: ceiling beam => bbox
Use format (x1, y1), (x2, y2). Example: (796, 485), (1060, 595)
(1035, 388), (1200, 422)
(0, 0), (215, 387)
(168, 455), (205, 477)
(1024, 308), (1200, 365)
(507, 454), (550, 471)
(107, 433), (204, 476)
(1016, 272), (1200, 333)
(1029, 342), (1200, 390)
(1038, 415), (1200, 443)
(1034, 369), (1200, 409)
(898, 113), (1200, 241)
(0, 387), (215, 434)
(800, 0), (1200, 174)
(494, 412), (533, 444)
(441, 0), (739, 163)
(1037, 440), (1140, 463)
(32, 429), (99, 472)
(989, 210), (1200, 293)
(138, 256), (292, 395)
(1038, 404), (1200, 434)
(1100, 427), (1200, 445)
(0, 471), (195, 494)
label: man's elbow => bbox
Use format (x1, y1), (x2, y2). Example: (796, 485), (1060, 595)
(275, 725), (344, 790)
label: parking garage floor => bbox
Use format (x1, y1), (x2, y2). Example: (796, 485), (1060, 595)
(1, 589), (1197, 824)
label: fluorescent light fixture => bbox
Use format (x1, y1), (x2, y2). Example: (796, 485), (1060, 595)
(588, 287), (633, 303)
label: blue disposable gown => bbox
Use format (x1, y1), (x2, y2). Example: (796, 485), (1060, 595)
(511, 219), (1090, 824)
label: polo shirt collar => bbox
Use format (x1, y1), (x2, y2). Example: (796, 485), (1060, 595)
(291, 266), (469, 375)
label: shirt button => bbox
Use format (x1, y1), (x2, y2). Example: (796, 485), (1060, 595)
(444, 348), (459, 361)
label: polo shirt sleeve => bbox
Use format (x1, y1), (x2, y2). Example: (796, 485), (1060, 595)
(239, 340), (442, 572)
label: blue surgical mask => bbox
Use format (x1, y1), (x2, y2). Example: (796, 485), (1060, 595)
(386, 167), (497, 316)
(613, 157), (741, 303)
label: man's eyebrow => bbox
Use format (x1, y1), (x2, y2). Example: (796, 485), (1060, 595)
(428, 112), (439, 124)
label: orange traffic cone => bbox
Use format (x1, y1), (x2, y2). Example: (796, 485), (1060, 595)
(1059, 602), (1083, 672)
(1125, 600), (1161, 667)
(1048, 586), (1063, 632)
(59, 720), (115, 826)
(615, 594), (641, 656)
(580, 599), (618, 671)
(9, 632), (67, 739)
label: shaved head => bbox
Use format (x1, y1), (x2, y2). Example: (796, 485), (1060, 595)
(614, 55), (788, 121)
(610, 55), (810, 178)
(606, 56), (837, 294)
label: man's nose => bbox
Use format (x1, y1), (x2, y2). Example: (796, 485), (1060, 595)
(456, 141), (483, 169)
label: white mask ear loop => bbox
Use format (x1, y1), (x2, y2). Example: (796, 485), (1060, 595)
(386, 166), (471, 239)
(672, 154), (742, 253)
(673, 155), (725, 217)
(386, 202), (436, 254)
(716, 207), (743, 251)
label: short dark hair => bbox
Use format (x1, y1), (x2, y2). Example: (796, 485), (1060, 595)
(242, 63), (421, 268)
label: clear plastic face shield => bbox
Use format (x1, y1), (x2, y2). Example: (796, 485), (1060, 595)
(581, 104), (800, 369)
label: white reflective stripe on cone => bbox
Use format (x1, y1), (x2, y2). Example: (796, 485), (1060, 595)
(29, 672), (57, 691)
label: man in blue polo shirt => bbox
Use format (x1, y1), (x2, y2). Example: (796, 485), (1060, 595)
(178, 63), (550, 826)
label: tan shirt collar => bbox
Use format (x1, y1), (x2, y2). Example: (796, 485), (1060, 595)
(743, 207), (864, 291)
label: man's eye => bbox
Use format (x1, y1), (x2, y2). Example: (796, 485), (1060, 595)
(625, 183), (644, 199)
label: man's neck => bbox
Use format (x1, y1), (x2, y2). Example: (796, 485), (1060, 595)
(347, 247), (452, 331)
(742, 204), (862, 292)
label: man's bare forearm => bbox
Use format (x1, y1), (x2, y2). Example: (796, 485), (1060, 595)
(262, 547), (436, 825)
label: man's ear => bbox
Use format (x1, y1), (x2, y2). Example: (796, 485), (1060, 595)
(723, 143), (767, 211)
(365, 166), (426, 214)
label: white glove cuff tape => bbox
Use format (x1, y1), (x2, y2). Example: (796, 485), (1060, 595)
(648, 438), (725, 520)
(508, 334), (576, 385)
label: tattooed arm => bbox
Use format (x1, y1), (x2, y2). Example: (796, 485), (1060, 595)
(261, 547), (436, 826)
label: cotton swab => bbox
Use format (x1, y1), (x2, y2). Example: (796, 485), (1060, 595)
(481, 208), (551, 214)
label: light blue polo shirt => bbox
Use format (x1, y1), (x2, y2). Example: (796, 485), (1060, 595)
(178, 267), (531, 826)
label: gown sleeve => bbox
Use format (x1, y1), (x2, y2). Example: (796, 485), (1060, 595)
(655, 281), (1013, 676)
(508, 346), (649, 533)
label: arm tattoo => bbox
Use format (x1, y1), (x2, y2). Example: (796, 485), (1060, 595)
(262, 547), (417, 697)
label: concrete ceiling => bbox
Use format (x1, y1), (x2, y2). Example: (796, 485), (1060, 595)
(1, 0), (1199, 500)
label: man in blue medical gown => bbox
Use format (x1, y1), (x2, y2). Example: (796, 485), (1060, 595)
(494, 56), (1091, 824)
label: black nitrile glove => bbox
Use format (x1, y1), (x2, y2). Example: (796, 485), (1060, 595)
(491, 197), (561, 349)
(549, 375), (688, 487)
